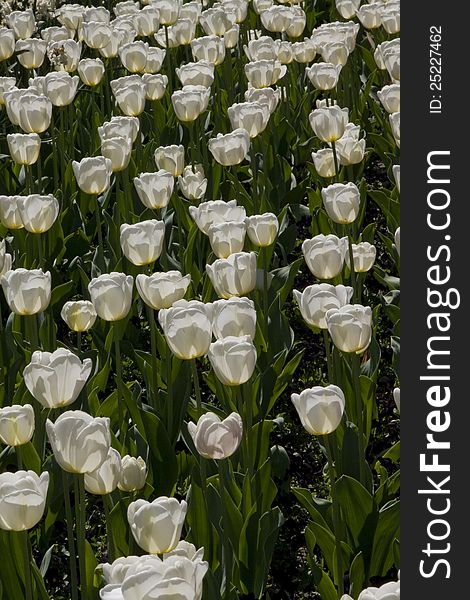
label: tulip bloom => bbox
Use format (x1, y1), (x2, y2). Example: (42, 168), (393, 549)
(189, 199), (246, 235)
(293, 284), (353, 330)
(84, 448), (122, 495)
(136, 271), (191, 310)
(208, 221), (247, 259)
(208, 336), (257, 385)
(0, 471), (49, 531)
(1, 268), (51, 315)
(393, 388), (400, 412)
(158, 300), (212, 360)
(16, 92), (52, 134)
(175, 60), (215, 88)
(101, 137), (132, 173)
(321, 182), (360, 225)
(326, 304), (373, 354)
(206, 251), (257, 299)
(15, 39), (47, 69)
(171, 85), (210, 122)
(120, 220), (165, 266)
(0, 195), (24, 230)
(306, 62), (342, 90)
(335, 0), (361, 19)
(0, 29), (15, 61)
(73, 156), (113, 195)
(99, 117), (140, 144)
(291, 385), (346, 435)
(7, 133), (40, 165)
(244, 59), (287, 88)
(245, 213), (279, 247)
(118, 456), (147, 492)
(46, 410), (111, 473)
(119, 41), (149, 73)
(23, 348), (93, 409)
(311, 149), (336, 178)
(61, 300), (97, 332)
(208, 129), (251, 166)
(127, 496), (188, 553)
(154, 145), (185, 177)
(178, 165), (207, 201)
(377, 83), (400, 114)
(309, 105), (349, 143)
(16, 194), (59, 233)
(142, 74), (168, 100)
(78, 58), (105, 86)
(302, 235), (348, 280)
(88, 272), (134, 321)
(188, 412), (243, 459)
(345, 242), (377, 273)
(134, 170), (174, 209)
(43, 72), (79, 107)
(191, 34), (225, 65)
(394, 227), (400, 256)
(228, 101), (270, 138)
(0, 404), (35, 447)
(211, 297), (257, 340)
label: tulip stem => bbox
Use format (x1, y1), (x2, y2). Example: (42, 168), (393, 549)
(16, 446), (22, 469)
(323, 329), (333, 383)
(251, 147), (258, 213)
(217, 459), (234, 594)
(324, 435), (344, 597)
(331, 141), (340, 182)
(347, 234), (357, 293)
(164, 27), (172, 95)
(103, 496), (115, 563)
(74, 474), (88, 600)
(114, 330), (126, 442)
(62, 470), (79, 600)
(20, 531), (33, 600)
(191, 359), (202, 415)
(147, 306), (158, 411)
(263, 247), (269, 338)
(351, 353), (366, 486)
(166, 341), (173, 437)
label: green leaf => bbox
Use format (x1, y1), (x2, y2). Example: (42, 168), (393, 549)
(369, 500), (400, 577)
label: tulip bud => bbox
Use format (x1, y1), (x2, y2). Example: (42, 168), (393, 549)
(309, 105), (349, 142)
(209, 128), (250, 166)
(208, 336), (257, 385)
(101, 137), (133, 172)
(158, 300), (212, 359)
(188, 411), (243, 459)
(206, 251), (257, 299)
(171, 85), (210, 122)
(321, 182), (360, 224)
(0, 471), (49, 531)
(302, 235), (347, 279)
(120, 220), (165, 266)
(306, 62), (342, 90)
(16, 194), (60, 233)
(84, 448), (122, 495)
(189, 199), (246, 235)
(293, 284), (353, 330)
(73, 156), (113, 195)
(24, 348), (93, 409)
(46, 410), (111, 473)
(154, 144), (185, 176)
(291, 385), (346, 435)
(326, 304), (372, 354)
(7, 133), (40, 166)
(78, 58), (105, 86)
(134, 170), (174, 209)
(136, 271), (190, 310)
(0, 404), (35, 446)
(394, 227), (400, 257)
(127, 496), (187, 553)
(61, 300), (97, 332)
(88, 272), (134, 321)
(393, 165), (400, 192)
(345, 242), (377, 273)
(178, 165), (207, 201)
(393, 387), (400, 412)
(211, 297), (256, 339)
(245, 213), (279, 247)
(1, 268), (51, 315)
(311, 149), (336, 178)
(118, 455), (147, 491)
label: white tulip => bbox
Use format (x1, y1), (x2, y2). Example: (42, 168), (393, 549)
(0, 404), (35, 447)
(206, 251), (257, 299)
(136, 271), (190, 310)
(0, 471), (49, 531)
(188, 412), (243, 459)
(291, 385), (346, 435)
(208, 336), (257, 385)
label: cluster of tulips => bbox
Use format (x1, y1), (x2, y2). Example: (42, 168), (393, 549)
(0, 0), (400, 598)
